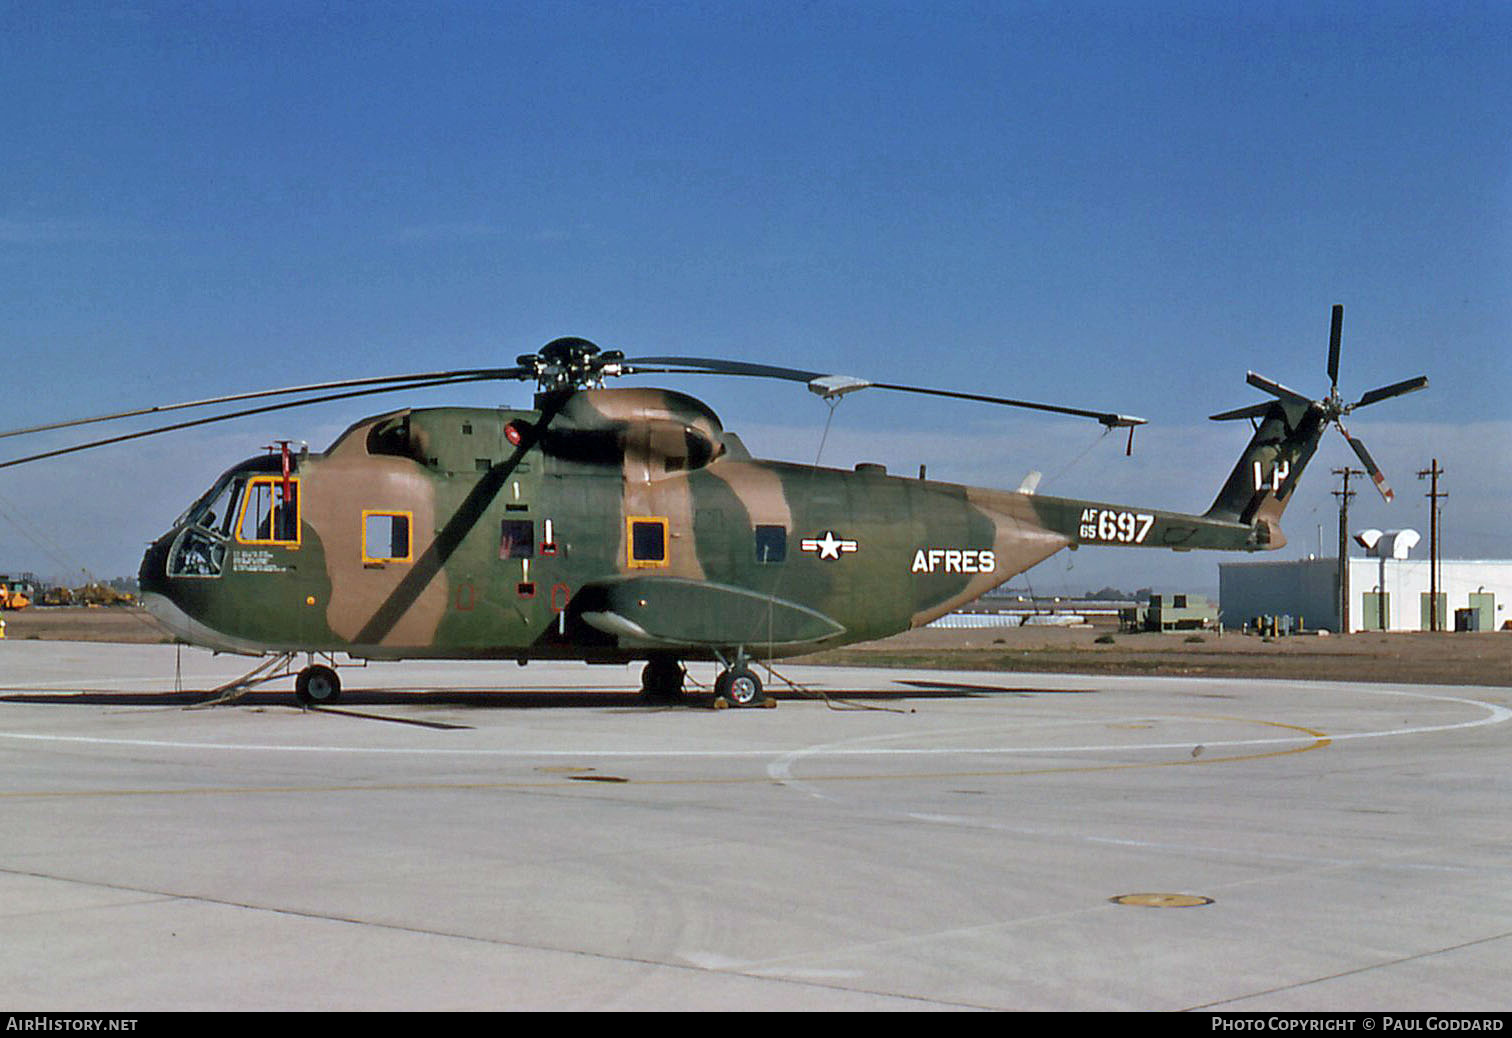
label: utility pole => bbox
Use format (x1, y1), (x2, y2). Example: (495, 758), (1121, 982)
(1332, 467), (1363, 634)
(1417, 460), (1446, 631)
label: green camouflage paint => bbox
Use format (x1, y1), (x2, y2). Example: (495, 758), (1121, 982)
(139, 387), (1327, 664)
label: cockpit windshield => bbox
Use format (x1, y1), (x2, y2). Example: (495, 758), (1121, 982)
(191, 476), (245, 538)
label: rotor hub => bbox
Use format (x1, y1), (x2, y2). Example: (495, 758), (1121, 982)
(519, 337), (627, 393)
(1322, 390), (1346, 420)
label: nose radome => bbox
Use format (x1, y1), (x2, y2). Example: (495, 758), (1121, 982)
(138, 533), (172, 597)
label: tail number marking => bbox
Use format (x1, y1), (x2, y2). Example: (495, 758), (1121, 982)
(1079, 509), (1155, 544)
(1253, 459), (1291, 492)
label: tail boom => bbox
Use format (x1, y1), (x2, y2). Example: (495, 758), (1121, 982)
(1019, 399), (1327, 554)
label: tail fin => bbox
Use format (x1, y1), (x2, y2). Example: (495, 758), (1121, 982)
(1203, 399), (1327, 550)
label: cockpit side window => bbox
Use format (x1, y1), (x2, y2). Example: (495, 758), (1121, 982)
(236, 477), (300, 545)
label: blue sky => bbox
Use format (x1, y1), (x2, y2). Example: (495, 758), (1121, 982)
(2, 1), (1508, 593)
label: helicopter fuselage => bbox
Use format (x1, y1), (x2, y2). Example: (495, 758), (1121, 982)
(137, 381), (1302, 670)
(139, 390), (1079, 663)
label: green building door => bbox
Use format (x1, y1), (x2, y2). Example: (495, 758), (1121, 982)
(1469, 592), (1496, 632)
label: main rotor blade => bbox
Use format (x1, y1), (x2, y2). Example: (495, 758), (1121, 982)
(628, 356), (1145, 428)
(1353, 375), (1428, 410)
(1245, 371), (1314, 408)
(1327, 304), (1343, 392)
(0, 367), (525, 444)
(0, 373), (507, 471)
(866, 382), (1145, 428)
(625, 356), (827, 384)
(1208, 401), (1274, 422)
(1337, 423), (1394, 502)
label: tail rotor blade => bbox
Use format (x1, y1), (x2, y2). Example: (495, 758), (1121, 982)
(1338, 423), (1394, 502)
(1327, 304), (1343, 392)
(1353, 375), (1428, 410)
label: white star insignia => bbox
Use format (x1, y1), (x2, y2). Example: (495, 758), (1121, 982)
(800, 530), (858, 560)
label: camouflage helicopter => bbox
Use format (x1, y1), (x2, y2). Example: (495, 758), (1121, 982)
(1, 306), (1424, 706)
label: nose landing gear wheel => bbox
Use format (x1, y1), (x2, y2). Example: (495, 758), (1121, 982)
(295, 664), (341, 705)
(713, 666), (769, 709)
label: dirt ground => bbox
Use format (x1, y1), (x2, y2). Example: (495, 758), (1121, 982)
(1, 606), (171, 645)
(5, 606), (1510, 688)
(799, 621), (1512, 688)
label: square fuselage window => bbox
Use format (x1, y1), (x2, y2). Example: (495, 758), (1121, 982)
(755, 524), (787, 563)
(363, 512), (412, 563)
(628, 517), (668, 567)
(500, 519), (535, 559)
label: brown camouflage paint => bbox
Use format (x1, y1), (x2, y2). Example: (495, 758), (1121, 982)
(139, 387), (1326, 663)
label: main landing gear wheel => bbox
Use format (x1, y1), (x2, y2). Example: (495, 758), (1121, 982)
(713, 666), (773, 709)
(295, 664), (341, 705)
(639, 657), (686, 702)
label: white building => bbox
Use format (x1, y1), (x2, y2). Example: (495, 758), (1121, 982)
(1219, 557), (1511, 633)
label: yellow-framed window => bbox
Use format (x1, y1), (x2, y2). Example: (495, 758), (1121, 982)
(362, 511), (413, 564)
(235, 477), (300, 546)
(627, 516), (670, 568)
